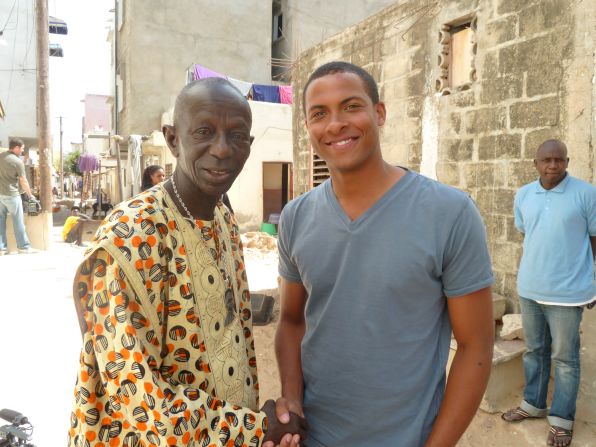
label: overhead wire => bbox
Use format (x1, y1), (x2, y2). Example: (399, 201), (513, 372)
(22, 0), (34, 67)
(0, 0), (17, 33)
(4, 0), (20, 109)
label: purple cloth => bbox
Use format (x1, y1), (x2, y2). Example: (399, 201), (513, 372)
(193, 64), (227, 81)
(252, 84), (281, 103)
(78, 153), (100, 172)
(278, 85), (293, 104)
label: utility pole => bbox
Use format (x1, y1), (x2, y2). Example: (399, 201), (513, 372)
(36, 0), (52, 212)
(59, 116), (64, 198)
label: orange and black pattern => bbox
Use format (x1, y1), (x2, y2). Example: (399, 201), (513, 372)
(68, 185), (267, 447)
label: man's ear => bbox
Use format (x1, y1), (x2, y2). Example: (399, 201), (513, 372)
(375, 102), (387, 127)
(163, 125), (179, 157)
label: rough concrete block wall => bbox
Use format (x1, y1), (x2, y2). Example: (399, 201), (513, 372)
(292, 0), (595, 421)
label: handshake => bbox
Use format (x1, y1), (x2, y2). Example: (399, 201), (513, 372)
(260, 398), (309, 447)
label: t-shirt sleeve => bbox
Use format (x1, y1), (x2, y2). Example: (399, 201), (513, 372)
(77, 249), (268, 446)
(277, 208), (302, 283)
(513, 189), (525, 234)
(586, 185), (596, 236)
(442, 198), (494, 298)
(15, 159), (26, 178)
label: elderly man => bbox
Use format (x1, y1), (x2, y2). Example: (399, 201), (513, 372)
(0, 138), (36, 255)
(502, 139), (596, 447)
(68, 78), (306, 447)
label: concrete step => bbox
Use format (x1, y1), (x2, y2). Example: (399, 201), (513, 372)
(448, 335), (526, 413)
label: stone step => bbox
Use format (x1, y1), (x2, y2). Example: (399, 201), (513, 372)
(447, 335), (526, 413)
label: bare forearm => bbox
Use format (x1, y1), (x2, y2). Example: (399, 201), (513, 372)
(275, 320), (305, 404)
(19, 177), (32, 197)
(424, 343), (493, 447)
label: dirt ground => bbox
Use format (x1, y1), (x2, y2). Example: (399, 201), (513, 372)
(243, 233), (596, 447)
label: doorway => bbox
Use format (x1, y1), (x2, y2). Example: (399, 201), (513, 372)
(262, 162), (292, 223)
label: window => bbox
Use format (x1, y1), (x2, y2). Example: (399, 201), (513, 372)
(116, 74), (124, 113)
(165, 163), (173, 178)
(436, 16), (477, 95)
(117, 0), (124, 31)
(312, 153), (329, 188)
(49, 43), (64, 57)
(273, 12), (283, 41)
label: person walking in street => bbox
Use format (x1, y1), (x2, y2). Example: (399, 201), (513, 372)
(0, 138), (37, 255)
(502, 139), (596, 447)
(68, 78), (306, 447)
(272, 61), (495, 447)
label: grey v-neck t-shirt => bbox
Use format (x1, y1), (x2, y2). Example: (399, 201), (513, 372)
(278, 170), (494, 447)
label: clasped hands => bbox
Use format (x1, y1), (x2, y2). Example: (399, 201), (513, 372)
(261, 397), (308, 447)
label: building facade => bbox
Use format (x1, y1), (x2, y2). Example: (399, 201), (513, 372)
(111, 0), (272, 139)
(0, 1), (37, 148)
(271, 0), (397, 80)
(291, 0), (596, 422)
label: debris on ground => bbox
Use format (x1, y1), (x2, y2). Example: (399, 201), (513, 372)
(241, 231), (278, 252)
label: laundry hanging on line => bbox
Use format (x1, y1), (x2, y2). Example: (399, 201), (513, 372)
(189, 63), (292, 104)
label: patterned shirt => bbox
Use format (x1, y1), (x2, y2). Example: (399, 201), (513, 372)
(68, 185), (267, 447)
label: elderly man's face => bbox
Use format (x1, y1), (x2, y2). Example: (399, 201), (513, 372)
(165, 84), (252, 198)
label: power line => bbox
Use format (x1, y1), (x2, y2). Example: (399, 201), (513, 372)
(22, 0), (34, 67)
(5, 0), (20, 108)
(0, 0), (17, 33)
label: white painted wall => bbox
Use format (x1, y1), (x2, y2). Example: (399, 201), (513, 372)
(228, 100), (293, 231)
(0, 1), (37, 147)
(158, 100), (293, 231)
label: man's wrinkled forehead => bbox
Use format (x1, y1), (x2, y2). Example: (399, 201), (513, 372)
(175, 83), (250, 125)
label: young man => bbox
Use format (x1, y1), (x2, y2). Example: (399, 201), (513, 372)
(0, 138), (36, 255)
(502, 139), (596, 447)
(273, 62), (494, 447)
(68, 78), (306, 447)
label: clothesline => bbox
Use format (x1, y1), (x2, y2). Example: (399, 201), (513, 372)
(190, 63), (293, 105)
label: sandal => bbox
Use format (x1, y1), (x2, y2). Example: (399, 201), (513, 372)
(547, 426), (573, 446)
(501, 407), (538, 422)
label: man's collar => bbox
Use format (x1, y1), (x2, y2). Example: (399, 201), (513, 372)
(534, 173), (570, 193)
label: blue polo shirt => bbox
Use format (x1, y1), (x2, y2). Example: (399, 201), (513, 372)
(514, 174), (596, 304)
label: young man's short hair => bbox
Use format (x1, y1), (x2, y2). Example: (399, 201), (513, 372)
(9, 138), (25, 150)
(302, 61), (380, 114)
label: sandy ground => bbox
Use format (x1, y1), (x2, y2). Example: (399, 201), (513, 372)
(0, 229), (594, 446)
(243, 234), (596, 447)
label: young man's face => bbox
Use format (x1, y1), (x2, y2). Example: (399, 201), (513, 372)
(11, 145), (24, 156)
(164, 84), (252, 198)
(304, 72), (385, 174)
(534, 143), (568, 189)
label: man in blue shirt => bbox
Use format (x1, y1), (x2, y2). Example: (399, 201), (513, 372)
(265, 61), (495, 447)
(502, 139), (596, 447)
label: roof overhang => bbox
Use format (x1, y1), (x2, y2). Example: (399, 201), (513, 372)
(49, 16), (68, 35)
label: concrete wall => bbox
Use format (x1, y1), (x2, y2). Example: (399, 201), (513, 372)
(159, 100), (293, 231)
(83, 94), (111, 132)
(228, 100), (293, 231)
(291, 0), (596, 422)
(0, 1), (37, 147)
(116, 0), (272, 138)
(272, 0), (397, 80)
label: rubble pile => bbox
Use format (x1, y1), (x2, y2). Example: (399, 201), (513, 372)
(241, 231), (278, 252)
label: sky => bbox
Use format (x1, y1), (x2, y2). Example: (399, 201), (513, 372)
(48, 0), (112, 151)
